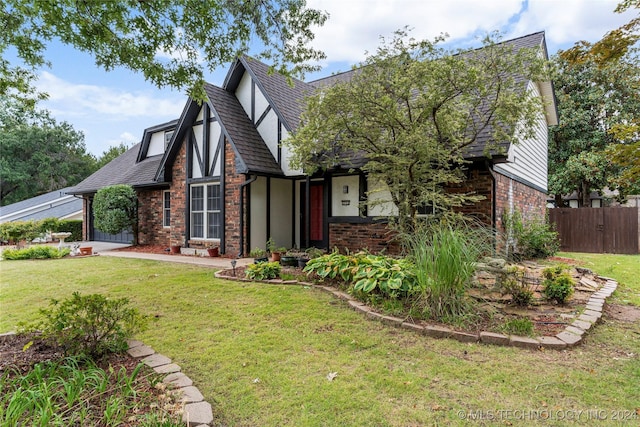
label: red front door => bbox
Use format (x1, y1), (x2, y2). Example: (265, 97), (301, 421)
(301, 182), (326, 249)
(310, 184), (323, 242)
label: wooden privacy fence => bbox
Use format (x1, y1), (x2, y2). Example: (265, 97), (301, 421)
(548, 207), (640, 254)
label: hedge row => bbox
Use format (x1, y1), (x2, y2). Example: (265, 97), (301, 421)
(0, 218), (82, 243)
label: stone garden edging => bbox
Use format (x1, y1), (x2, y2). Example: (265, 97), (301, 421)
(214, 269), (618, 350)
(126, 339), (214, 427)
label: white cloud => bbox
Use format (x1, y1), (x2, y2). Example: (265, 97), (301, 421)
(513, 0), (637, 50)
(36, 71), (184, 120)
(307, 0), (634, 66)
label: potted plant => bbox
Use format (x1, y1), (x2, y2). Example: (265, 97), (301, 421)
(207, 246), (219, 257)
(298, 247), (323, 268)
(249, 247), (268, 263)
(281, 249), (301, 267)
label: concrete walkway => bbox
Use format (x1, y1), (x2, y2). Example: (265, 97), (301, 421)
(88, 242), (254, 269)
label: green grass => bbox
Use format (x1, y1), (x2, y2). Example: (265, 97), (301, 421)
(558, 252), (640, 306)
(1, 256), (639, 426)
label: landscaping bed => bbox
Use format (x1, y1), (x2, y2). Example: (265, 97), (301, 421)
(218, 259), (608, 341)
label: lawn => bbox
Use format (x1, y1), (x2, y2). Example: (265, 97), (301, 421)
(558, 252), (640, 306)
(1, 255), (639, 426)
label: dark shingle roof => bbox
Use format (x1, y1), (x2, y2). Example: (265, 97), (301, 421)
(68, 143), (164, 194)
(306, 32), (548, 163)
(0, 187), (82, 222)
(204, 83), (283, 176)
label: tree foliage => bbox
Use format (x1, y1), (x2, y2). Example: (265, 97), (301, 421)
(0, 96), (96, 206)
(95, 142), (130, 169)
(287, 30), (550, 233)
(1, 0), (327, 101)
(93, 184), (138, 244)
(549, 2), (640, 205)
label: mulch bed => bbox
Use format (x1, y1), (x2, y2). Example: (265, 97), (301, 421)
(0, 333), (181, 425)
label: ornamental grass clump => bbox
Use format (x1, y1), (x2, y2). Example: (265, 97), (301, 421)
(406, 221), (492, 323)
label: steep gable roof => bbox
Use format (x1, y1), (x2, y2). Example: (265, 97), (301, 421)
(307, 31), (557, 164)
(225, 56), (313, 132)
(69, 143), (165, 195)
(204, 83), (283, 176)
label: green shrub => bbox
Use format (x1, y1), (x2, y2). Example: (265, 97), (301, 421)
(57, 219), (83, 242)
(245, 261), (281, 280)
(502, 209), (559, 260)
(2, 246), (70, 260)
(20, 292), (147, 359)
(93, 184), (137, 244)
(501, 317), (534, 336)
(303, 251), (356, 282)
(500, 267), (533, 306)
(351, 254), (416, 299)
(405, 222), (492, 323)
(0, 220), (42, 243)
(543, 272), (574, 304)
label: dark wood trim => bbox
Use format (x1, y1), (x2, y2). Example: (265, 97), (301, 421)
(277, 119), (282, 165)
(185, 130), (192, 246)
(209, 133), (223, 177)
(290, 180), (296, 248)
(255, 105), (272, 128)
(192, 117), (217, 126)
(187, 176), (222, 185)
(359, 172), (368, 217)
(190, 131), (204, 177)
(266, 177), (271, 240)
(203, 103), (210, 177)
(328, 216), (382, 224)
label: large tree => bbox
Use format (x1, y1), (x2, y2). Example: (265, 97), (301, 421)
(287, 31), (550, 233)
(549, 1), (640, 206)
(0, 96), (96, 205)
(1, 0), (327, 101)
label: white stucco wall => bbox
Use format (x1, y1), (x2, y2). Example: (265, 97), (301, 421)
(367, 177), (398, 217)
(147, 132), (166, 157)
(331, 175), (360, 216)
(269, 178), (293, 248)
(249, 177), (268, 250)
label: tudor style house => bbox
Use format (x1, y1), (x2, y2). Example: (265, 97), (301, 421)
(70, 31), (558, 256)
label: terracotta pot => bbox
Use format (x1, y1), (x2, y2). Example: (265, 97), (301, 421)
(79, 247), (93, 256)
(207, 247), (219, 257)
(270, 252), (282, 262)
(170, 245), (181, 254)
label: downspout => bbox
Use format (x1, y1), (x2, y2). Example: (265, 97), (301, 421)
(486, 161), (498, 255)
(238, 174), (257, 257)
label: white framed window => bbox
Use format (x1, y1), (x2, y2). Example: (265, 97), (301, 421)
(190, 183), (221, 239)
(163, 191), (171, 228)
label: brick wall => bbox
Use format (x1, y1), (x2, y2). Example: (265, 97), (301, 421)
(447, 167), (494, 227)
(328, 166), (547, 254)
(169, 142), (187, 247)
(223, 138), (245, 257)
(329, 222), (401, 254)
(494, 172), (547, 232)
(137, 189), (170, 247)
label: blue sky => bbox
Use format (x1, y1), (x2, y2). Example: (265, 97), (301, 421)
(24, 0), (636, 156)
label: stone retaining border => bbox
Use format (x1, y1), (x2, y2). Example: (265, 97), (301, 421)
(126, 339), (214, 427)
(214, 269), (618, 351)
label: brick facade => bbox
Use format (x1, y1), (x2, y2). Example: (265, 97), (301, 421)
(222, 138), (245, 257)
(326, 166), (547, 255)
(329, 221), (401, 254)
(494, 172), (547, 232)
(137, 189), (170, 247)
